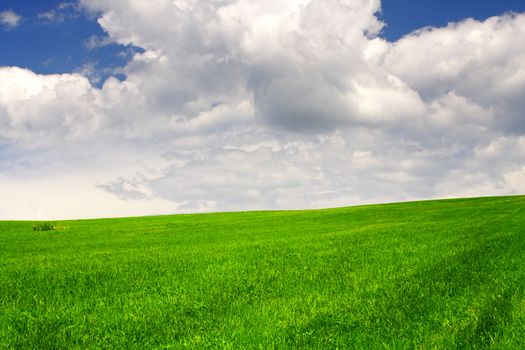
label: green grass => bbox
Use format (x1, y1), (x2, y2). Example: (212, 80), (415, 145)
(1, 196), (525, 349)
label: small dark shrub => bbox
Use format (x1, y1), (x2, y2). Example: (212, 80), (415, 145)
(33, 223), (56, 231)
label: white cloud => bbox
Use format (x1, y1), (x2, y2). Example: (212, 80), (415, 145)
(0, 10), (21, 29)
(384, 13), (525, 134)
(0, 175), (179, 220)
(0, 67), (101, 146)
(38, 2), (81, 24)
(84, 35), (114, 50)
(1, 1), (525, 219)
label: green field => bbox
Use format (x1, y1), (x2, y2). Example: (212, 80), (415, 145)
(1, 196), (525, 349)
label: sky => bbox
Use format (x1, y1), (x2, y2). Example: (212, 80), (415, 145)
(1, 1), (525, 220)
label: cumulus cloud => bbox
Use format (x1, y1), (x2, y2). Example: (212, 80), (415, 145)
(0, 10), (21, 29)
(385, 14), (525, 134)
(1, 0), (525, 219)
(0, 67), (101, 146)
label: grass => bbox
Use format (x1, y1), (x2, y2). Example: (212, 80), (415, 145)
(32, 223), (56, 232)
(1, 195), (525, 349)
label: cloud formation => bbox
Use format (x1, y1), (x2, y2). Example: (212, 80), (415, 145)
(1, 0), (525, 219)
(37, 2), (82, 24)
(0, 10), (21, 29)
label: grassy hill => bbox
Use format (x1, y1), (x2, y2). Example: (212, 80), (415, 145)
(1, 196), (525, 349)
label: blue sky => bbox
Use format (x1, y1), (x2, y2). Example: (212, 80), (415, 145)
(0, 0), (138, 85)
(1, 1), (525, 219)
(381, 0), (525, 39)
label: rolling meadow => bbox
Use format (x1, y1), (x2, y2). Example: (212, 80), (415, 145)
(1, 196), (525, 348)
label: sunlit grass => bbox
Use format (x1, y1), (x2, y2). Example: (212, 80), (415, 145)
(1, 196), (524, 348)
